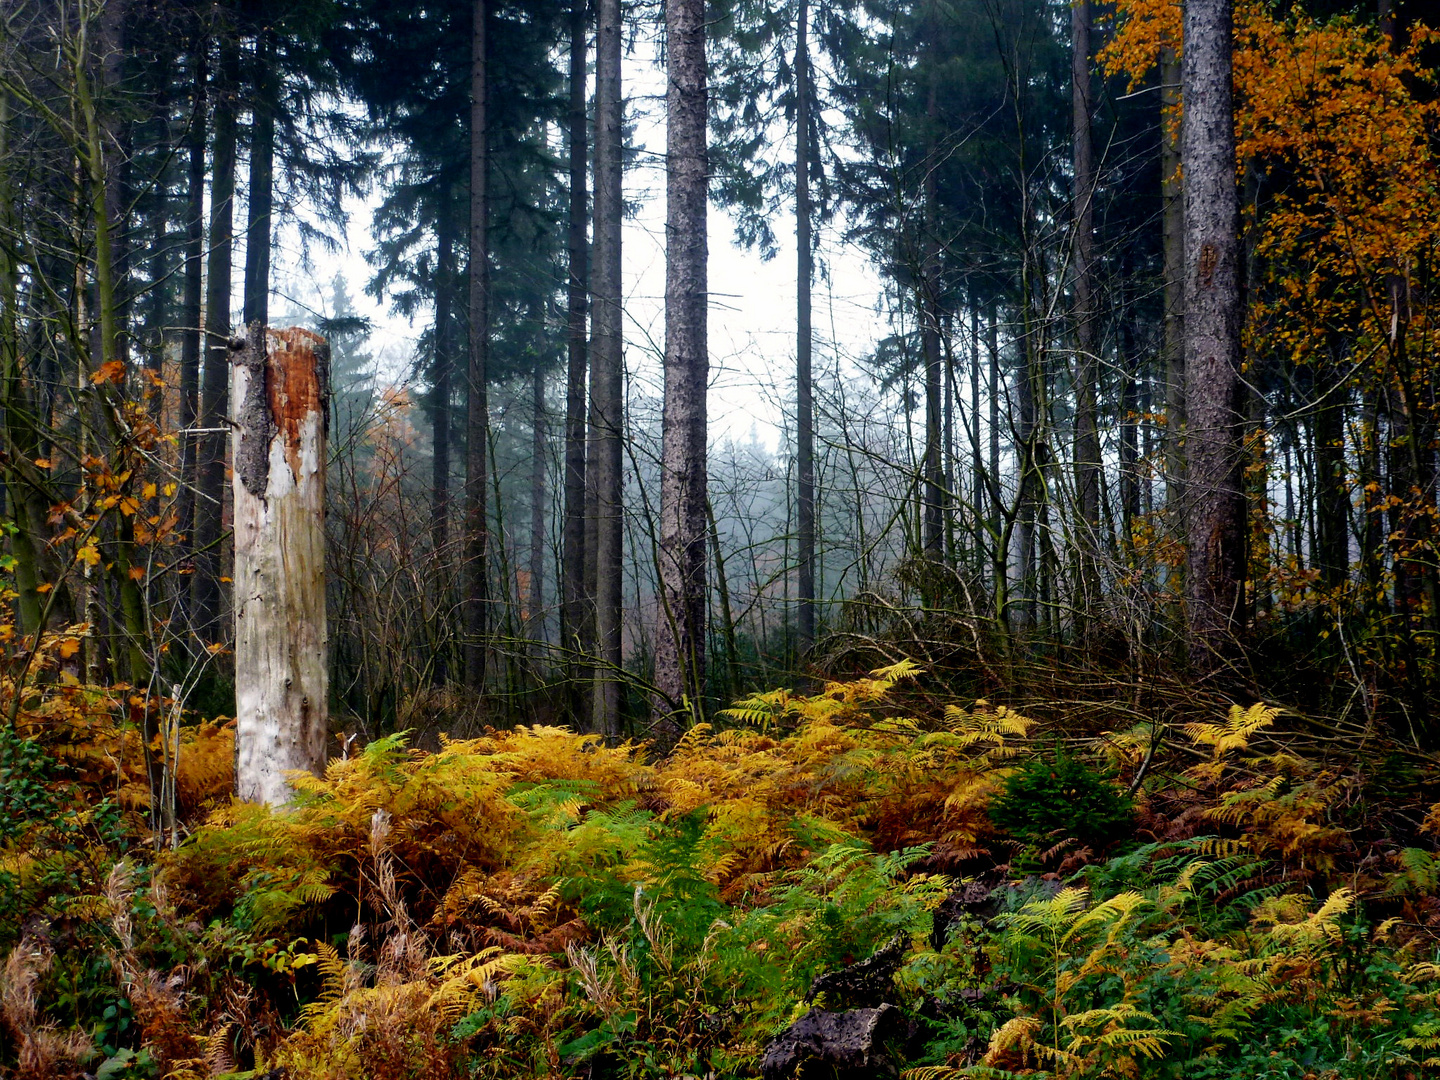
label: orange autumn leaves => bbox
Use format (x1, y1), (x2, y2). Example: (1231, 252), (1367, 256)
(1102, 3), (1440, 368)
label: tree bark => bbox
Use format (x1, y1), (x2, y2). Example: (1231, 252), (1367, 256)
(921, 78), (944, 564)
(1071, 0), (1101, 593)
(1313, 379), (1347, 589)
(563, 0), (592, 721)
(464, 0), (491, 691)
(432, 212), (456, 558)
(655, 0), (710, 726)
(1119, 311), (1140, 540)
(970, 303), (984, 551)
(529, 367), (546, 643)
(988, 303), (1002, 591)
(242, 31), (274, 328)
(589, 0), (624, 737)
(795, 0), (816, 653)
(1182, 0), (1247, 671)
(100, 0), (131, 369)
(177, 32), (207, 629)
(231, 325), (329, 805)
(1162, 46), (1186, 526)
(1015, 333), (1038, 633)
(0, 93), (48, 639)
(195, 34), (238, 645)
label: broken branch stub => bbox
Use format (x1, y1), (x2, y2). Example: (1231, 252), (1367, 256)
(232, 323), (330, 805)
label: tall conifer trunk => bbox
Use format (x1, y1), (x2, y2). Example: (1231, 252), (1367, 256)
(1182, 0), (1247, 670)
(563, 0), (592, 722)
(921, 74), (944, 564)
(655, 0), (709, 727)
(1162, 46), (1185, 523)
(1071, 0), (1101, 605)
(529, 369), (546, 644)
(242, 31), (274, 328)
(177, 33), (206, 627)
(195, 32), (238, 643)
(589, 0), (624, 736)
(795, 0), (816, 653)
(464, 0), (491, 691)
(988, 303), (1000, 587)
(432, 214), (456, 557)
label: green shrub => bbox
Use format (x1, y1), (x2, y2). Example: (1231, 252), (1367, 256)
(988, 747), (1134, 851)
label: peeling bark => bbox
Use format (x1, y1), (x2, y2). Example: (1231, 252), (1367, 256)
(232, 324), (330, 806)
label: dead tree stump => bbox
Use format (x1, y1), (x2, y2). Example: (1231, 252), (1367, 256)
(231, 323), (330, 805)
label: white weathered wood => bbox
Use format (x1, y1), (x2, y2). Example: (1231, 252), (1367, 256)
(232, 323), (329, 805)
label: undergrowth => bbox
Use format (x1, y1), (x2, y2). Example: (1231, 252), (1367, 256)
(4, 661), (1440, 1078)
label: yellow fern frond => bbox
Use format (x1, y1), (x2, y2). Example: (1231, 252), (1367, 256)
(1184, 702), (1280, 759)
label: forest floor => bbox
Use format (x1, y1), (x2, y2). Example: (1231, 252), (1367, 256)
(5, 659), (1440, 1079)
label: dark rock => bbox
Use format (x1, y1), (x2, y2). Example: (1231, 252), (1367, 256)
(760, 1004), (902, 1080)
(805, 934), (907, 1007)
(930, 878), (1002, 951)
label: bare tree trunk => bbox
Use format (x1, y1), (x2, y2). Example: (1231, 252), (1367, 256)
(1182, 0), (1247, 671)
(177, 32), (206, 632)
(970, 303), (984, 551)
(988, 303), (1002, 592)
(655, 0), (709, 728)
(432, 212), (456, 557)
(1162, 46), (1185, 525)
(705, 496), (740, 700)
(589, 0), (624, 737)
(1071, 0), (1101, 604)
(242, 31), (274, 328)
(0, 93), (45, 639)
(195, 31), (237, 644)
(529, 367), (546, 643)
(1314, 377), (1347, 589)
(1360, 384), (1382, 600)
(921, 79), (944, 565)
(795, 0), (816, 653)
(1015, 332), (1037, 634)
(100, 0), (131, 370)
(232, 325), (329, 805)
(464, 0), (491, 691)
(943, 315), (956, 563)
(1119, 309), (1140, 541)
(562, 0), (591, 717)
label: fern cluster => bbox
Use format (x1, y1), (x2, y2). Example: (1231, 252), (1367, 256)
(6, 664), (1440, 1079)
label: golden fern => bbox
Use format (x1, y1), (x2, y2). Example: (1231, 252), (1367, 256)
(427, 948), (530, 1021)
(1254, 888), (1354, 947)
(1183, 703), (1281, 781)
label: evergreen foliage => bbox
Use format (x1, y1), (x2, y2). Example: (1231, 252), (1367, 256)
(988, 747), (1134, 852)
